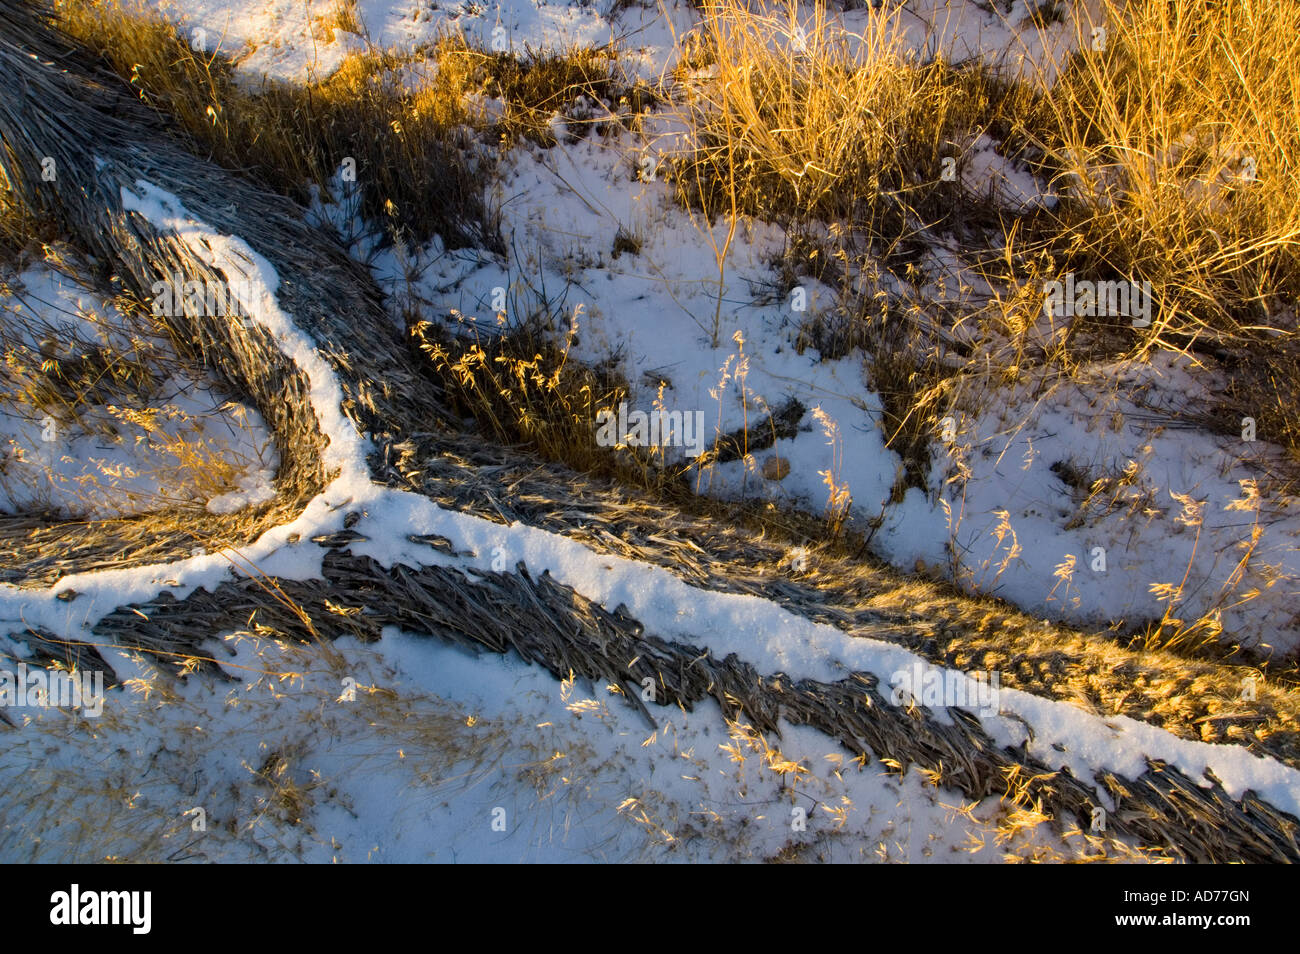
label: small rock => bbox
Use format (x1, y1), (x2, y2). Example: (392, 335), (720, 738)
(762, 456), (790, 481)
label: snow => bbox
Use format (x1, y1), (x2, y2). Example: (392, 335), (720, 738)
(374, 116), (1300, 654)
(5, 175), (1299, 857)
(148, 0), (367, 84)
(139, 0), (1098, 87)
(877, 354), (1300, 654)
(4, 0), (1297, 860)
(205, 467), (278, 513)
(3, 623), (1066, 861)
(0, 264), (277, 518)
(959, 132), (1058, 211)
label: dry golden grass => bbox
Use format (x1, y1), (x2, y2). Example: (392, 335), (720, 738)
(664, 0), (1036, 480)
(323, 0), (363, 41)
(659, 0), (1300, 656)
(408, 306), (643, 479)
(1033, 0), (1300, 349)
(0, 249), (275, 518)
(11, 0), (1300, 741)
(51, 0), (645, 252)
(0, 630), (517, 862)
(671, 0), (1034, 233)
(43, 0), (1300, 460)
(52, 0), (490, 249)
(671, 0), (1300, 439)
(1018, 0), (1300, 460)
(418, 31), (626, 147)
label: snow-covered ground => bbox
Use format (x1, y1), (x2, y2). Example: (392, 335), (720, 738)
(0, 264), (276, 518)
(147, 0), (1101, 87)
(357, 125), (1300, 654)
(4, 171), (1300, 860)
(2, 627), (1061, 862)
(3, 0), (1298, 861)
